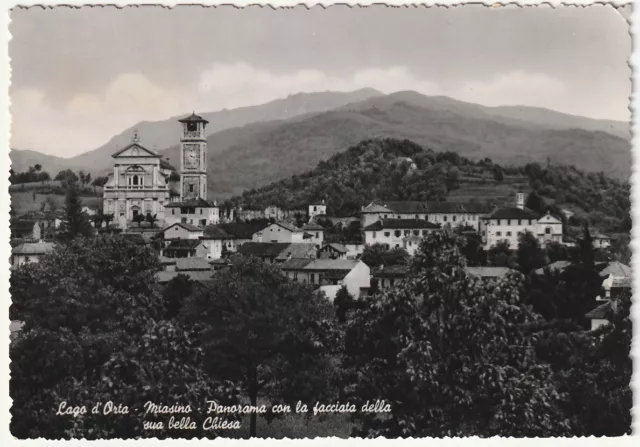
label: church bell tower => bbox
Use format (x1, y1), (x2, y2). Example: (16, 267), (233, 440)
(178, 112), (208, 201)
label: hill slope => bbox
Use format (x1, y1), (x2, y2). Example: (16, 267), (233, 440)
(25, 88), (382, 174)
(154, 92), (630, 199)
(11, 91), (630, 200)
(231, 137), (630, 234)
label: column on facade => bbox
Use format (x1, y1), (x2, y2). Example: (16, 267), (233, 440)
(113, 166), (118, 187)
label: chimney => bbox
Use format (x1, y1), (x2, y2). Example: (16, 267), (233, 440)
(516, 192), (524, 210)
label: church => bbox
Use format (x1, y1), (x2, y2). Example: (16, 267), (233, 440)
(103, 112), (219, 227)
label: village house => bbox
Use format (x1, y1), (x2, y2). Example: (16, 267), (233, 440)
(265, 205), (285, 220)
(360, 201), (429, 228)
(480, 193), (563, 249)
(163, 239), (205, 258)
(402, 235), (423, 256)
(164, 198), (220, 227)
(308, 201), (327, 219)
(10, 218), (42, 240)
(280, 258), (371, 300)
(592, 232), (612, 249)
(11, 240), (56, 267)
(318, 243), (348, 260)
(363, 219), (440, 249)
(423, 202), (490, 231)
(217, 221), (270, 247)
(199, 226), (236, 260)
(159, 222), (204, 241)
(156, 257), (214, 284)
(373, 265), (410, 290)
(253, 221), (305, 243)
(236, 208), (265, 221)
(238, 242), (317, 264)
(302, 222), (325, 246)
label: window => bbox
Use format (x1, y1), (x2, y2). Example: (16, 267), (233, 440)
(189, 184), (194, 193)
(453, 216), (457, 222)
(506, 231), (512, 237)
(384, 232), (390, 237)
(496, 231), (502, 236)
(200, 209), (203, 214)
(24, 256), (30, 263)
(443, 216), (448, 222)
(415, 214), (419, 219)
(395, 230), (401, 237)
(422, 230), (428, 236)
(315, 232), (319, 238)
(172, 209), (175, 215)
(413, 230), (419, 236)
(545, 227), (552, 234)
(187, 122), (197, 132)
(384, 214), (388, 218)
(372, 232), (377, 239)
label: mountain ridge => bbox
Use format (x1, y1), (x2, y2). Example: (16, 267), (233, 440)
(10, 90), (631, 198)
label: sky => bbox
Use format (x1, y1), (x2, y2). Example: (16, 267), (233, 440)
(9, 4), (632, 157)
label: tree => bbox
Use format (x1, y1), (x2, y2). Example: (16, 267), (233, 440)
(516, 231), (546, 274)
(182, 255), (338, 437)
(342, 231), (570, 437)
(163, 273), (193, 319)
(525, 191), (545, 215)
(493, 166), (504, 182)
(57, 181), (93, 242)
(54, 169), (79, 185)
(557, 293), (632, 436)
(133, 213), (145, 228)
(103, 213), (115, 227)
(145, 213), (158, 228)
(487, 240), (514, 268)
(10, 237), (238, 438)
(361, 243), (409, 269)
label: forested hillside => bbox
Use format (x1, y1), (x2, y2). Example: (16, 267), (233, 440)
(231, 138), (630, 234)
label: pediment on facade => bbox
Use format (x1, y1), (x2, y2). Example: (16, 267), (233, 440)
(112, 143), (160, 159)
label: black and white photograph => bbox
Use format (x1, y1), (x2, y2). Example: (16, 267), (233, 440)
(5, 2), (634, 439)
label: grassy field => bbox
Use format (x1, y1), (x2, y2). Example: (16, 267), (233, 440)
(447, 174), (529, 205)
(11, 192), (102, 216)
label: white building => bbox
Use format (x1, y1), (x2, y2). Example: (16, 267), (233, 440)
(424, 202), (489, 231)
(481, 193), (563, 249)
(199, 226), (236, 260)
(281, 258), (371, 299)
(302, 222), (325, 246)
(592, 233), (612, 249)
(158, 222), (204, 240)
(102, 132), (173, 223)
(308, 201), (327, 219)
(164, 198), (220, 227)
(11, 241), (55, 267)
(360, 201), (429, 228)
(363, 219), (440, 249)
(252, 221), (305, 243)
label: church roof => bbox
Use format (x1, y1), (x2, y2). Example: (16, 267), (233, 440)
(111, 142), (161, 159)
(178, 112), (209, 124)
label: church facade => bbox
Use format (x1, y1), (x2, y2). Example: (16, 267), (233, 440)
(104, 112), (219, 228)
(102, 133), (173, 223)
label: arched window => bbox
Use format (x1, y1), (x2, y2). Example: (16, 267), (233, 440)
(133, 175), (139, 185)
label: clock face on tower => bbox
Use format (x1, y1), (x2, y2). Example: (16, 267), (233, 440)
(183, 144), (199, 169)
